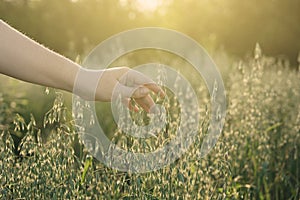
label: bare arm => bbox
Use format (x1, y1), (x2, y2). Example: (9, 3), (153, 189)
(0, 19), (79, 92)
(0, 20), (164, 112)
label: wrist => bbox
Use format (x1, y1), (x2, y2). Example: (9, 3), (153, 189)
(73, 68), (104, 101)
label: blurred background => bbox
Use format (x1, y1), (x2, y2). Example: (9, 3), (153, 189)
(1, 0), (300, 137)
(1, 1), (300, 198)
(1, 0), (300, 65)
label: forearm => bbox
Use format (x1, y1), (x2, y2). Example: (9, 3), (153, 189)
(0, 19), (79, 92)
(0, 20), (162, 111)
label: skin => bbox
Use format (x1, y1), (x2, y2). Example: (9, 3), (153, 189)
(0, 19), (164, 112)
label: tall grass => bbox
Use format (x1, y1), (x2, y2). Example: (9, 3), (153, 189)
(0, 47), (299, 199)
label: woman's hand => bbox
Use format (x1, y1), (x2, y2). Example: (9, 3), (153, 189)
(95, 67), (164, 113)
(0, 20), (164, 113)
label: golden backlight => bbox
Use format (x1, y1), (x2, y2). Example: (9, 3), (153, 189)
(135, 0), (162, 12)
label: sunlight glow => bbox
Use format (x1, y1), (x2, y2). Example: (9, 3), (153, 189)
(135, 0), (162, 12)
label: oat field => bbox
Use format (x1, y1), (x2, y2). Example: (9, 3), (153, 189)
(0, 48), (299, 199)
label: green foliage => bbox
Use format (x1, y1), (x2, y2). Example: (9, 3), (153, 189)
(0, 47), (299, 199)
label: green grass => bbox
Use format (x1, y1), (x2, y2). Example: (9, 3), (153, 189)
(0, 48), (299, 199)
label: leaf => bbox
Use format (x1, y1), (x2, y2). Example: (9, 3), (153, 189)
(81, 156), (93, 185)
(177, 171), (185, 183)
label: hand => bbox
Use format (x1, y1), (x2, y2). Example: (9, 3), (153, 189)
(95, 67), (164, 113)
(0, 20), (164, 113)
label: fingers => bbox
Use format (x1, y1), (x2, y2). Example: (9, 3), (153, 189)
(132, 87), (150, 99)
(134, 95), (155, 113)
(119, 69), (165, 97)
(144, 83), (165, 98)
(114, 68), (165, 112)
(114, 83), (149, 99)
(114, 83), (156, 113)
(124, 96), (154, 113)
(124, 98), (139, 112)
